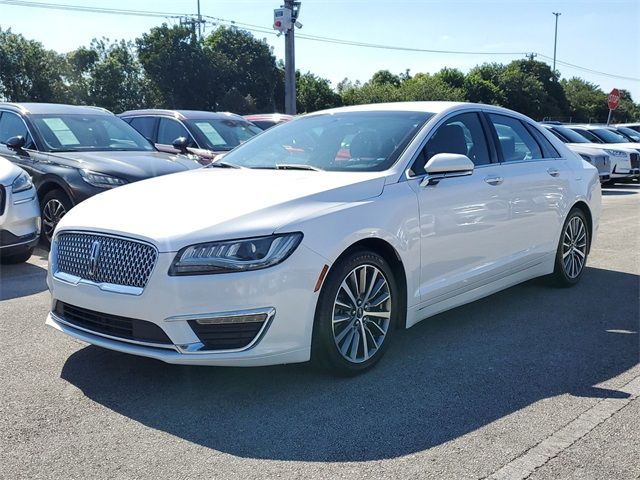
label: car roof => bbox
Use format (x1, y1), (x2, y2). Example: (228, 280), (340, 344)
(243, 113), (294, 122)
(119, 109), (246, 121)
(0, 102), (112, 115)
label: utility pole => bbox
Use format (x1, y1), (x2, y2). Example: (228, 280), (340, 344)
(552, 12), (561, 75)
(197, 0), (202, 40)
(274, 1), (301, 115)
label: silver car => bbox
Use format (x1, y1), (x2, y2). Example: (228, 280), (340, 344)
(0, 155), (40, 263)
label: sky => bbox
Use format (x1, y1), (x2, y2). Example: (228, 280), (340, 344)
(1, 0), (639, 100)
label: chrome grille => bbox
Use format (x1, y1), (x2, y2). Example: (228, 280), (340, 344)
(56, 232), (157, 289)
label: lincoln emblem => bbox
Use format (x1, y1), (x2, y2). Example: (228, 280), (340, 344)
(88, 240), (101, 276)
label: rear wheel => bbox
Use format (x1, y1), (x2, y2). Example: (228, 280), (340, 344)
(312, 250), (398, 375)
(40, 190), (72, 246)
(549, 208), (589, 287)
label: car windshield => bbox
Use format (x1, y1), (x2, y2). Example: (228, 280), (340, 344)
(219, 111), (433, 171)
(31, 114), (154, 152)
(187, 119), (262, 151)
(552, 126), (590, 143)
(591, 128), (632, 143)
(616, 127), (640, 142)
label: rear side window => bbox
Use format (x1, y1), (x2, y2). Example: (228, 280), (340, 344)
(128, 117), (157, 141)
(488, 114), (542, 162)
(526, 124), (560, 158)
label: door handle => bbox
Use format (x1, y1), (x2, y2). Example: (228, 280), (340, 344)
(547, 168), (560, 177)
(484, 175), (503, 186)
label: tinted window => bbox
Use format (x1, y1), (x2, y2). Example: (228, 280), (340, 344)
(412, 112), (491, 175)
(251, 120), (277, 130)
(489, 114), (542, 162)
(591, 128), (632, 144)
(0, 111), (34, 148)
(551, 126), (590, 143)
(157, 118), (196, 146)
(617, 127), (640, 142)
(220, 111), (433, 172)
(187, 119), (262, 151)
(569, 128), (602, 143)
(527, 124), (559, 158)
(128, 117), (157, 141)
(31, 114), (153, 152)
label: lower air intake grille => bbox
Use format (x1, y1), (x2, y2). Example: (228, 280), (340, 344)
(55, 302), (172, 345)
(0, 186), (5, 216)
(630, 153), (639, 169)
(188, 321), (265, 350)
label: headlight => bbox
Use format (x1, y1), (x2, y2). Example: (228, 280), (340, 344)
(79, 169), (127, 189)
(11, 171), (33, 193)
(169, 233), (303, 275)
(604, 149), (627, 158)
(578, 154), (592, 162)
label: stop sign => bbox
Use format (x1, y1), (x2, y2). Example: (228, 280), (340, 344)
(608, 88), (620, 110)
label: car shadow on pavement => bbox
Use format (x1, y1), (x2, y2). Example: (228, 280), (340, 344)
(0, 262), (48, 300)
(60, 266), (639, 462)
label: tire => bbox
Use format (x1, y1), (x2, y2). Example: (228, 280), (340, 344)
(40, 190), (73, 247)
(312, 249), (399, 375)
(549, 208), (590, 287)
(0, 247), (34, 264)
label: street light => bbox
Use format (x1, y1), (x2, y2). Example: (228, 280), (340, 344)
(552, 12), (561, 76)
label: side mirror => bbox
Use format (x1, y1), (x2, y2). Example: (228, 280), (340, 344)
(421, 153), (474, 187)
(172, 136), (189, 154)
(6, 135), (26, 152)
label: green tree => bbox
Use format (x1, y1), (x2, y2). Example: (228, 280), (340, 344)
(370, 70), (401, 88)
(0, 28), (66, 102)
(399, 73), (465, 102)
(561, 77), (608, 122)
(205, 27), (279, 112)
(137, 24), (213, 109)
(296, 72), (341, 113)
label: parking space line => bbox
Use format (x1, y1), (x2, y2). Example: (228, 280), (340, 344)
(486, 375), (640, 480)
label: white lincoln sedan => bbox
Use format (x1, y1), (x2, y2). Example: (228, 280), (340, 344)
(46, 102), (601, 374)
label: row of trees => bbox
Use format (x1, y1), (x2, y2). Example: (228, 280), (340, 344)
(1, 25), (638, 122)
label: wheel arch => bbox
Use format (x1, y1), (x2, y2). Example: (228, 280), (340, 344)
(36, 179), (74, 206)
(330, 237), (409, 330)
(571, 200), (593, 254)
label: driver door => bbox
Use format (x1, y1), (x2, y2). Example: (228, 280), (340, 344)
(408, 111), (512, 306)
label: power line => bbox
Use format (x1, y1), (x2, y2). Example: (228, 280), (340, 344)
(1, 0), (638, 83)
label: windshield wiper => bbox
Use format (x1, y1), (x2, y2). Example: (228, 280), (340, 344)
(206, 160), (243, 169)
(275, 164), (324, 171)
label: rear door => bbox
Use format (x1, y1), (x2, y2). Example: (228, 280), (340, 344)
(485, 112), (572, 265)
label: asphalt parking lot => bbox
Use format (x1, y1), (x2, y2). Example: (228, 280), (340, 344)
(1, 184), (638, 480)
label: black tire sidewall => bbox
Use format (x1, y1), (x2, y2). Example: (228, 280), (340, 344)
(40, 190), (73, 246)
(312, 249), (399, 375)
(553, 208), (589, 286)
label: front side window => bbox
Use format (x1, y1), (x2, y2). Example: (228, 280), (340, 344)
(411, 112), (491, 176)
(157, 118), (196, 147)
(0, 111), (34, 148)
(31, 114), (153, 152)
(489, 114), (542, 162)
(219, 111), (433, 172)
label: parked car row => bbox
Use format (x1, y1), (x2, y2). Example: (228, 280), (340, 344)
(541, 122), (640, 184)
(0, 103), (291, 262)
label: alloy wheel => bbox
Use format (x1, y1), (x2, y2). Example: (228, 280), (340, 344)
(332, 264), (392, 364)
(562, 216), (587, 279)
(42, 199), (67, 241)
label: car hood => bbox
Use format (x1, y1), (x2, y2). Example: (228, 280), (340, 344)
(56, 168), (388, 252)
(43, 150), (202, 180)
(567, 143), (638, 155)
(565, 144), (607, 156)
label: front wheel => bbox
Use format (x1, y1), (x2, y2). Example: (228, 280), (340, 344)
(40, 190), (72, 246)
(549, 208), (590, 287)
(312, 250), (398, 375)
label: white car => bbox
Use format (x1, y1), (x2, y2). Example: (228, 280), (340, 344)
(544, 124), (638, 183)
(46, 102), (601, 374)
(0, 155), (40, 263)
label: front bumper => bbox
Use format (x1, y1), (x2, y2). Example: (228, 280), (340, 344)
(46, 243), (328, 366)
(0, 187), (40, 251)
